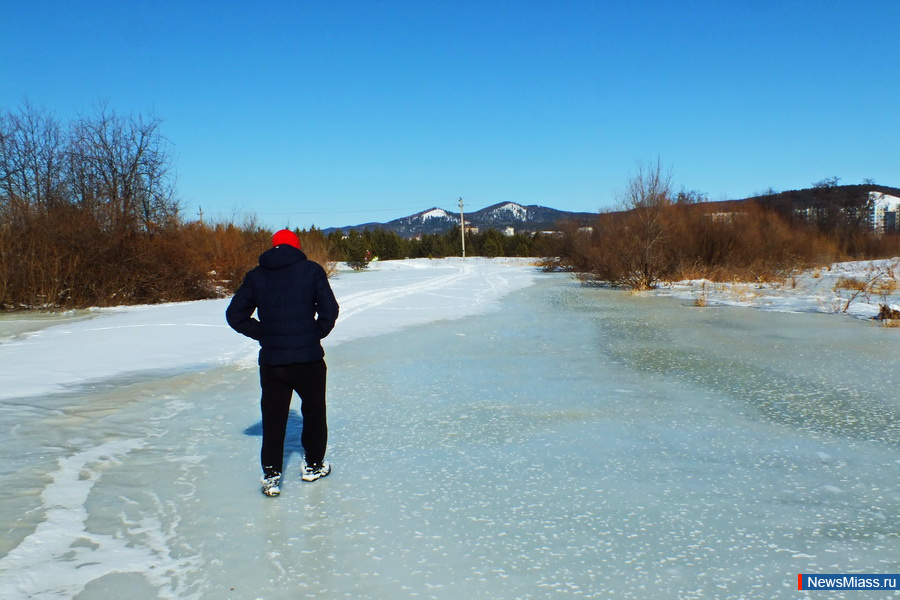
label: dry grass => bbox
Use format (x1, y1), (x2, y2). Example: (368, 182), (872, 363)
(832, 262), (900, 314)
(692, 282), (710, 307)
(834, 276), (868, 291)
(872, 280), (899, 296)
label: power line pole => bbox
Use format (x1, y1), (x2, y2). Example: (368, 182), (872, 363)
(458, 197), (466, 258)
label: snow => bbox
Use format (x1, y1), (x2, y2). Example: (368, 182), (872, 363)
(0, 258), (537, 402)
(417, 208), (454, 221)
(1, 257), (899, 600)
(649, 258), (900, 321)
(491, 202), (528, 220)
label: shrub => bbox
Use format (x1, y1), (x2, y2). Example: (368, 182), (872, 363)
(0, 102), (340, 309)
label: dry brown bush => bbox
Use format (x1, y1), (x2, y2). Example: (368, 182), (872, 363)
(553, 197), (862, 289)
(296, 227), (338, 277)
(0, 212), (339, 310)
(664, 202), (843, 282)
(180, 221), (270, 295)
(0, 103), (340, 310)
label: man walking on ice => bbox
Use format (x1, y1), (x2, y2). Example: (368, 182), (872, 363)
(226, 229), (340, 496)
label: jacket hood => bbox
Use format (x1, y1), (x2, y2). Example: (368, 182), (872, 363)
(259, 245), (308, 270)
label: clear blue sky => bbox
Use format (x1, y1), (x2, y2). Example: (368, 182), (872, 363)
(3, 0), (898, 230)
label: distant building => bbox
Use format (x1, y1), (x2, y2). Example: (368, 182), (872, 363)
(869, 192), (900, 235)
(707, 211), (745, 223)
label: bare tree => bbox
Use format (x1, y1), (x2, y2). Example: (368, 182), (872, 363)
(813, 176), (841, 189)
(0, 102), (67, 223)
(69, 104), (179, 232)
(613, 158), (674, 289)
(623, 158), (673, 209)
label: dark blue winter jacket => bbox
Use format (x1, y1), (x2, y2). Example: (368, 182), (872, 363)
(226, 246), (340, 365)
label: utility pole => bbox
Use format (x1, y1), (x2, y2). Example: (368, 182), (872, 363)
(198, 206), (204, 223)
(458, 197), (466, 258)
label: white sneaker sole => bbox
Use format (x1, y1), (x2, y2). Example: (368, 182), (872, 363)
(301, 462), (331, 482)
(261, 476), (282, 497)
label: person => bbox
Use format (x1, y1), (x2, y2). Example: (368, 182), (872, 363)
(226, 229), (340, 497)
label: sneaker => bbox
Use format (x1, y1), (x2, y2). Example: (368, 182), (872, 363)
(261, 469), (282, 497)
(301, 460), (331, 482)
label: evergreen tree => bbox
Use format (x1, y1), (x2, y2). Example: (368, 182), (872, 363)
(344, 230), (369, 270)
(480, 229), (505, 257)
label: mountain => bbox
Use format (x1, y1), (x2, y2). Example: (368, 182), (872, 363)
(322, 202), (596, 237)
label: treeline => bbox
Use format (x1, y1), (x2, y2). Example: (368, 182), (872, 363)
(0, 103), (329, 309)
(0, 103), (542, 309)
(326, 226), (548, 268)
(6, 101), (897, 307)
(549, 162), (900, 289)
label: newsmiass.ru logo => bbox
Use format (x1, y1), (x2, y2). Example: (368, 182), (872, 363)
(799, 574), (900, 590)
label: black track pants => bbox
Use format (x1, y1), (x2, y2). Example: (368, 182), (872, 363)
(259, 360), (328, 473)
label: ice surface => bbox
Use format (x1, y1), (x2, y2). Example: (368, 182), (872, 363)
(1, 258), (899, 599)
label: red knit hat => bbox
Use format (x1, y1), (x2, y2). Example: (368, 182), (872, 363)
(272, 229), (301, 249)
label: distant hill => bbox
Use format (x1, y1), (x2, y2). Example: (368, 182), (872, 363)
(320, 185), (900, 239)
(710, 184), (900, 213)
(322, 202), (596, 237)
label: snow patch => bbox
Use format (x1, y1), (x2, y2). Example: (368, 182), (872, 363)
(417, 208), (454, 221)
(651, 257), (900, 321)
(491, 202), (528, 220)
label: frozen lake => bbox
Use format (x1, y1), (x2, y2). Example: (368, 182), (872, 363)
(2, 268), (899, 599)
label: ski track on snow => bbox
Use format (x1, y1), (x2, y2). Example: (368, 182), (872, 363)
(335, 262), (475, 322)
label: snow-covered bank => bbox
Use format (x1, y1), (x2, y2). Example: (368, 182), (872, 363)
(649, 257), (900, 321)
(0, 258), (538, 402)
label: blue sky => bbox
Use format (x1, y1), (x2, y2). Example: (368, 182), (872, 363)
(3, 1), (898, 229)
